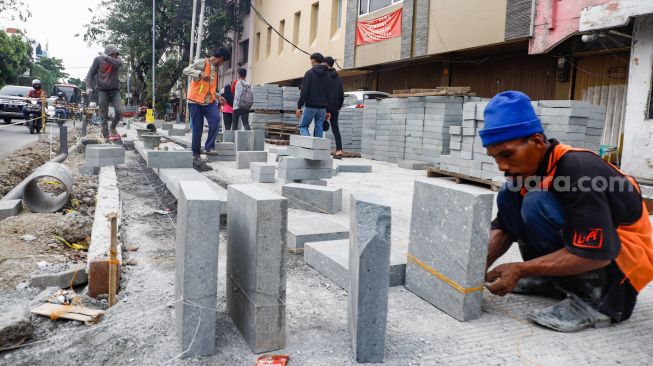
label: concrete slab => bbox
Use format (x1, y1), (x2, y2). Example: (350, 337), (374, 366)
(287, 215), (349, 251)
(305, 240), (407, 289)
(236, 151), (268, 169)
(287, 146), (331, 161)
(335, 162), (373, 173)
(290, 135), (331, 150)
(168, 128), (186, 136)
(87, 167), (122, 298)
(227, 184), (287, 353)
(277, 168), (333, 181)
(157, 168), (227, 214)
(30, 264), (87, 289)
(348, 192), (391, 363)
(405, 179), (493, 321)
(0, 199), (22, 221)
(175, 181), (221, 357)
(282, 183), (342, 214)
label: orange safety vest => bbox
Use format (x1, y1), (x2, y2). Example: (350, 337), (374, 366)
(535, 143), (653, 292)
(187, 58), (217, 104)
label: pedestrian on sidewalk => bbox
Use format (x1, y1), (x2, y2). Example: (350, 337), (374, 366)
(232, 68), (253, 130)
(85, 44), (125, 141)
(183, 48), (231, 158)
(221, 84), (234, 130)
(325, 56), (345, 157)
(296, 53), (332, 138)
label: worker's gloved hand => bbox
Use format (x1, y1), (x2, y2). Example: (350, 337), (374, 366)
(86, 88), (93, 95)
(485, 262), (524, 296)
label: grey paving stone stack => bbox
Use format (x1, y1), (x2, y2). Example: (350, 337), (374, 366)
(252, 84), (282, 110)
(373, 98), (407, 163)
(348, 192), (391, 363)
(282, 86), (300, 111)
(325, 108), (363, 152)
(278, 135), (334, 182)
(403, 96), (426, 162)
(537, 100), (590, 149)
(282, 112), (298, 124)
(226, 184), (287, 353)
(251, 112), (281, 131)
(405, 179), (493, 322)
(252, 85), (269, 110)
(361, 100), (379, 159)
(175, 181), (221, 357)
(586, 104), (607, 152)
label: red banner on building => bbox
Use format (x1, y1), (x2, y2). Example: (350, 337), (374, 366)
(356, 8), (403, 46)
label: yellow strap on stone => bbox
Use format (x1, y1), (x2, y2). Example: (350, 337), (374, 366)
(407, 254), (484, 294)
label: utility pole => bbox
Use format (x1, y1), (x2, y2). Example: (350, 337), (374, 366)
(186, 0), (198, 127)
(195, 0), (206, 59)
(152, 0), (156, 114)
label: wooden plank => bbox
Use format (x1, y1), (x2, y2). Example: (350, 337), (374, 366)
(31, 303), (105, 323)
(426, 167), (500, 191)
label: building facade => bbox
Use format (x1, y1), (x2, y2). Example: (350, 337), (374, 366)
(242, 0), (653, 180)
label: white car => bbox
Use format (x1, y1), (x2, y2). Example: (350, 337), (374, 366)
(343, 91), (390, 108)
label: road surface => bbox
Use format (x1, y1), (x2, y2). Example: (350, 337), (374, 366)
(0, 123), (39, 159)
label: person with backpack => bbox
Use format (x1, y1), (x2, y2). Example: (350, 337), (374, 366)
(232, 68), (253, 130)
(182, 48), (230, 158)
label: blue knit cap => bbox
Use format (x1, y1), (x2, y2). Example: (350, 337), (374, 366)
(479, 91), (544, 147)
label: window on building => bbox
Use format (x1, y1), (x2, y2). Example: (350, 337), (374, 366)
(331, 0), (342, 37)
(278, 20), (285, 54)
(239, 39), (249, 65)
(266, 27), (272, 59)
(359, 0), (402, 16)
(310, 2), (319, 45)
(254, 32), (260, 63)
(293, 11), (301, 51)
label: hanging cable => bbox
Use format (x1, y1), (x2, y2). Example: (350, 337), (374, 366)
(248, 1), (345, 70)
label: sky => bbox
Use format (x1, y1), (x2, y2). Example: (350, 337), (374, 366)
(2, 0), (105, 80)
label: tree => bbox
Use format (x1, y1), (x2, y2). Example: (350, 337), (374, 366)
(31, 57), (69, 93)
(0, 30), (32, 87)
(84, 0), (238, 114)
(0, 0), (31, 22)
(68, 77), (83, 87)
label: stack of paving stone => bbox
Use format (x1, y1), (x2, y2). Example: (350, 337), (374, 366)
(361, 100), (379, 159)
(282, 112), (298, 124)
(421, 96), (476, 165)
(252, 84), (283, 110)
(278, 135), (334, 184)
(438, 99), (608, 183)
(372, 98), (408, 163)
(282, 86), (301, 111)
(251, 112), (281, 131)
(537, 100), (606, 152)
(324, 108), (363, 152)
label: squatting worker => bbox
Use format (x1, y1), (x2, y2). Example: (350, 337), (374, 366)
(183, 48), (231, 159)
(481, 91), (653, 332)
(86, 44), (125, 141)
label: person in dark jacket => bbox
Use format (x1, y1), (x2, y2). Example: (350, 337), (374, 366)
(221, 84), (234, 130)
(86, 44), (124, 141)
(325, 56), (345, 157)
(296, 53), (332, 137)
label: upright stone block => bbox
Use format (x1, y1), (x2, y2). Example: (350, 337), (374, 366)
(235, 130), (265, 151)
(175, 181), (221, 357)
(227, 185), (287, 354)
(146, 150), (193, 169)
(348, 192), (391, 363)
(250, 162), (276, 183)
(405, 179), (493, 321)
(282, 183), (342, 214)
(236, 151), (268, 169)
(224, 130), (235, 143)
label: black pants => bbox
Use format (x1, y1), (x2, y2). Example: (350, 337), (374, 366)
(330, 109), (343, 151)
(223, 112), (233, 130)
(233, 109), (251, 130)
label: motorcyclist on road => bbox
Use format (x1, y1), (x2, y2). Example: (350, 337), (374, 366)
(23, 79), (48, 121)
(54, 91), (68, 120)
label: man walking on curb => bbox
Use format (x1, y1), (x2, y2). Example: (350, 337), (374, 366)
(86, 44), (125, 141)
(296, 53), (331, 138)
(232, 68), (253, 130)
(325, 56), (345, 157)
(183, 48), (231, 159)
